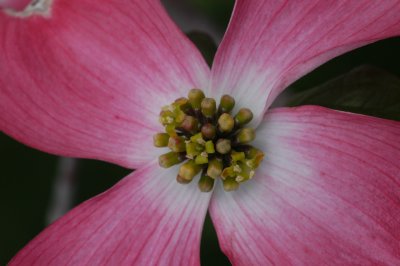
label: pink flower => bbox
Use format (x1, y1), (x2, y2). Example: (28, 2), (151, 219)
(2, 0), (400, 265)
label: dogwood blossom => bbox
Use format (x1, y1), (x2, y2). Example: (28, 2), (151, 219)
(1, 0), (400, 265)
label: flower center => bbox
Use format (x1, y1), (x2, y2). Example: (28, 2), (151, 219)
(154, 88), (264, 192)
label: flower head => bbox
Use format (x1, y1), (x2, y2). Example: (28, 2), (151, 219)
(1, 0), (400, 265)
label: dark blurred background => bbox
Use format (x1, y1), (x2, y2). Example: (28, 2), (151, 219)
(1, 0), (399, 265)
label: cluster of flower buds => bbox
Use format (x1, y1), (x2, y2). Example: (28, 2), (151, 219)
(154, 88), (264, 192)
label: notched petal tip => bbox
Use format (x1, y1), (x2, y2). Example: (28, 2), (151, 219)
(2, 0), (53, 17)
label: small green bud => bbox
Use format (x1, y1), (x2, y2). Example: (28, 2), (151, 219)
(219, 94), (235, 113)
(186, 142), (202, 159)
(205, 141), (215, 154)
(176, 174), (192, 184)
(216, 139), (231, 154)
(231, 151), (245, 162)
(188, 88), (205, 110)
(245, 146), (262, 158)
(174, 97), (192, 113)
(235, 161), (254, 182)
(221, 166), (235, 180)
(201, 123), (216, 140)
(201, 98), (216, 118)
(218, 113), (234, 133)
(168, 135), (186, 152)
(236, 128), (255, 144)
(165, 124), (176, 136)
(180, 115), (198, 133)
(198, 171), (215, 192)
(234, 108), (253, 126)
(190, 132), (205, 144)
(159, 109), (174, 126)
(195, 153), (208, 164)
(223, 178), (239, 191)
(178, 160), (202, 182)
(207, 158), (223, 179)
(158, 152), (185, 168)
(245, 147), (265, 168)
(153, 133), (169, 147)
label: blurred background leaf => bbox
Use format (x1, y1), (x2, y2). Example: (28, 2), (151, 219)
(274, 65), (400, 121)
(187, 31), (218, 67)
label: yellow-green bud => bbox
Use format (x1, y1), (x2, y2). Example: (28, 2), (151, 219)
(176, 174), (192, 184)
(221, 166), (235, 180)
(158, 152), (185, 168)
(236, 128), (255, 144)
(218, 113), (234, 133)
(174, 97), (192, 113)
(216, 139), (231, 154)
(198, 171), (215, 192)
(231, 151), (245, 162)
(219, 94), (235, 113)
(223, 178), (239, 191)
(205, 141), (215, 154)
(207, 158), (223, 179)
(201, 98), (216, 117)
(188, 88), (205, 110)
(168, 135), (186, 152)
(234, 108), (253, 126)
(245, 147), (265, 168)
(153, 133), (169, 147)
(186, 142), (202, 159)
(195, 153), (208, 164)
(180, 115), (198, 133)
(201, 123), (216, 140)
(178, 160), (201, 182)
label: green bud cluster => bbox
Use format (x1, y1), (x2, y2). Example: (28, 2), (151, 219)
(154, 88), (264, 192)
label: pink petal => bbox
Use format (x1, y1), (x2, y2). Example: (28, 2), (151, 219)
(10, 161), (211, 266)
(210, 106), (400, 265)
(210, 1), (400, 124)
(0, 0), (209, 168)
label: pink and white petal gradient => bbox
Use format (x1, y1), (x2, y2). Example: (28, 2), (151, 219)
(0, 0), (30, 10)
(209, 0), (400, 125)
(0, 0), (209, 169)
(210, 106), (400, 265)
(10, 161), (211, 266)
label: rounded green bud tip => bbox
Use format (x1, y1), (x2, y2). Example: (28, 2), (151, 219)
(153, 133), (169, 147)
(188, 88), (205, 110)
(198, 171), (215, 192)
(216, 139), (231, 154)
(178, 160), (201, 182)
(168, 135), (186, 152)
(218, 113), (234, 133)
(223, 179), (239, 191)
(236, 128), (256, 144)
(201, 98), (216, 117)
(234, 108), (253, 126)
(158, 152), (185, 168)
(201, 123), (216, 140)
(174, 97), (192, 113)
(176, 174), (192, 184)
(180, 115), (198, 133)
(219, 94), (235, 113)
(207, 158), (223, 179)
(195, 153), (208, 164)
(231, 151), (245, 162)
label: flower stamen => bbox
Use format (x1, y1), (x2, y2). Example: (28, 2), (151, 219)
(155, 88), (264, 192)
